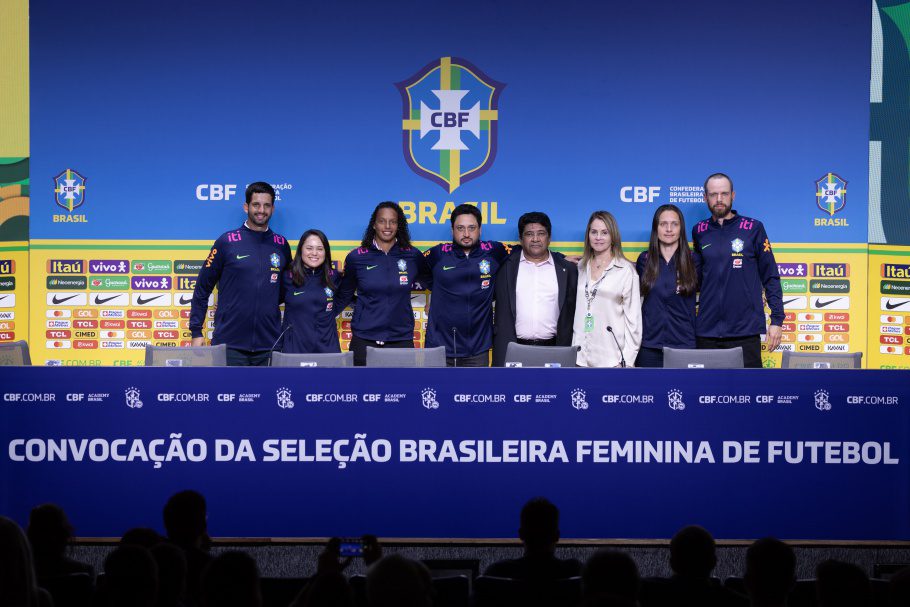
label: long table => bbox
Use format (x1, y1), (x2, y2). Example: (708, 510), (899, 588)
(1, 367), (908, 540)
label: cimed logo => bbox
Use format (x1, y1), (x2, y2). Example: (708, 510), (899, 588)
(125, 386), (143, 409)
(667, 389), (686, 411)
(277, 387), (295, 409)
(815, 172), (847, 216)
(421, 387), (439, 410)
(814, 389), (831, 411)
(570, 388), (589, 411)
(54, 169), (86, 212)
(396, 57), (505, 193)
(479, 259), (491, 275)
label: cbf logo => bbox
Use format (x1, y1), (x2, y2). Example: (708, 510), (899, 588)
(814, 389), (832, 412)
(570, 388), (589, 411)
(277, 387), (295, 409)
(269, 253), (281, 269)
(397, 259), (408, 273)
(731, 238), (744, 253)
(479, 259), (491, 275)
(396, 57), (505, 193)
(421, 387), (439, 410)
(667, 389), (685, 411)
(125, 386), (143, 409)
(324, 287), (333, 298)
(816, 173), (847, 216)
(54, 169), (86, 212)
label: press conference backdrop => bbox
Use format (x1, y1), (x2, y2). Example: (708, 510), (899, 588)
(9, 0), (908, 367)
(1, 367), (909, 540)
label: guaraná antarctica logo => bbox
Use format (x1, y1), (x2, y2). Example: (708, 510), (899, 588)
(54, 168), (86, 212)
(396, 57), (505, 193)
(815, 172), (847, 216)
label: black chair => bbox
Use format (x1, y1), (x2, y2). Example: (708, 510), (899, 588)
(270, 351), (354, 367)
(781, 351), (862, 369)
(144, 344), (227, 366)
(260, 577), (309, 607)
(473, 575), (581, 607)
(432, 575), (470, 607)
(0, 339), (31, 365)
(503, 343), (579, 367)
(38, 573), (93, 607)
(663, 347), (744, 368)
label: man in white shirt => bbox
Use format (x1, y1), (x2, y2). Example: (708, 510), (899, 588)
(492, 212), (578, 366)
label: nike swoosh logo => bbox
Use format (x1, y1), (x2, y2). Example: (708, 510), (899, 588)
(701, 244), (712, 249)
(52, 294), (80, 304)
(366, 265), (378, 270)
(136, 295), (164, 305)
(442, 266), (456, 271)
(293, 291), (305, 296)
(782, 298), (799, 306)
(94, 294), (122, 304)
(815, 298), (843, 308)
(179, 295), (192, 305)
(236, 254), (250, 260)
(885, 299), (910, 310)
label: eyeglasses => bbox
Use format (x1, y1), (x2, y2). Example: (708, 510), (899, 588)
(454, 225), (478, 233)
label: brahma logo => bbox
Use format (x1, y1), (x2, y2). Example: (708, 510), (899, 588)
(54, 169), (86, 211)
(396, 57), (505, 193)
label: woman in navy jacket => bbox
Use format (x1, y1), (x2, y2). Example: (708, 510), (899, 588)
(634, 204), (699, 368)
(279, 229), (344, 353)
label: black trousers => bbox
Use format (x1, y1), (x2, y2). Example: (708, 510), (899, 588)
(696, 335), (762, 368)
(226, 348), (271, 367)
(349, 334), (413, 367)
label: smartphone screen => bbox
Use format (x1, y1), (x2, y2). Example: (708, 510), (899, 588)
(339, 538), (363, 557)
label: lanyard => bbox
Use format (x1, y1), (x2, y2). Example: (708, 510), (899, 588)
(584, 268), (607, 312)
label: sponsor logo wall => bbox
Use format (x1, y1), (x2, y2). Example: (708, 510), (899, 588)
(867, 245), (910, 369)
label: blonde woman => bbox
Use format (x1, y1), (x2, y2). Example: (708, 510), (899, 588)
(572, 211), (642, 367)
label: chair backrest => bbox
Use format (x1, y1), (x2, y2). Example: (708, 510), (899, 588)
(431, 575), (470, 607)
(663, 347), (744, 369)
(474, 576), (582, 607)
(144, 344), (227, 367)
(270, 351), (354, 367)
(504, 343), (579, 367)
(0, 340), (31, 365)
(781, 351), (862, 369)
(366, 346), (446, 367)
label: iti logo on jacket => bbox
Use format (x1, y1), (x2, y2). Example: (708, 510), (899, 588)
(815, 173), (847, 216)
(54, 169), (86, 212)
(396, 57), (505, 193)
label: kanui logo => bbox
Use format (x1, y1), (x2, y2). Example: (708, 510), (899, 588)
(396, 57), (505, 193)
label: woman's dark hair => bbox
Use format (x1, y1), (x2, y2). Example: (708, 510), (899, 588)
(361, 201), (411, 249)
(641, 204), (697, 298)
(291, 229), (335, 289)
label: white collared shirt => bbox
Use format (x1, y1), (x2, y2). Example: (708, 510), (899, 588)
(572, 256), (642, 367)
(515, 251), (559, 340)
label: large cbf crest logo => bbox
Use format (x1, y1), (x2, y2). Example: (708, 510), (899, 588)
(396, 57), (505, 193)
(54, 169), (86, 212)
(815, 172), (847, 216)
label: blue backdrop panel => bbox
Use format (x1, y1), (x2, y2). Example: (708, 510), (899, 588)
(1, 368), (908, 539)
(30, 0), (870, 244)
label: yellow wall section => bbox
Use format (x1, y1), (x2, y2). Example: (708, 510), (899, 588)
(0, 0), (29, 156)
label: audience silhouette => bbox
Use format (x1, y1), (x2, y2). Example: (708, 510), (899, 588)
(4, 494), (910, 607)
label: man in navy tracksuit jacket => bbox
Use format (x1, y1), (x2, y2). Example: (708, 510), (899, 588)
(692, 173), (784, 368)
(424, 204), (510, 366)
(190, 182), (292, 366)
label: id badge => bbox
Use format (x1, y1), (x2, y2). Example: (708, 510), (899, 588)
(584, 312), (594, 333)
